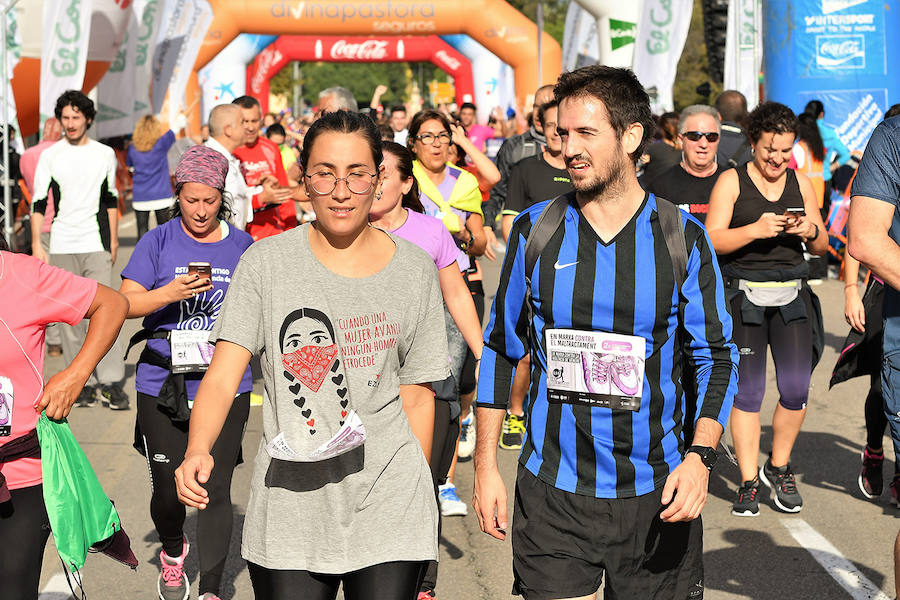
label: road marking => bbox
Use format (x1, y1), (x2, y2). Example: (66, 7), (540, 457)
(782, 518), (891, 600)
(38, 572), (74, 600)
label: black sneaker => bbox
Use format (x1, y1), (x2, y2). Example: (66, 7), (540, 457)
(859, 446), (885, 499)
(75, 385), (98, 408)
(731, 478), (760, 517)
(100, 383), (130, 411)
(759, 458), (803, 513)
(499, 412), (526, 450)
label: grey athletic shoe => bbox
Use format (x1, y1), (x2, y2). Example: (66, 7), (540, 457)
(158, 538), (189, 600)
(75, 385), (98, 408)
(100, 383), (130, 411)
(759, 458), (803, 513)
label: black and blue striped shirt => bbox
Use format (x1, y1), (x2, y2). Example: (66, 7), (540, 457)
(477, 193), (738, 498)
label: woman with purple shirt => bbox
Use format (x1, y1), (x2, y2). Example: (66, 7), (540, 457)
(127, 114), (183, 240)
(120, 145), (254, 600)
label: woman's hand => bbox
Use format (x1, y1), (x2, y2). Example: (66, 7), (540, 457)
(450, 122), (472, 150)
(752, 212), (787, 239)
(784, 215), (816, 240)
(36, 368), (89, 420)
(175, 452), (214, 509)
(162, 274), (213, 303)
(844, 285), (866, 333)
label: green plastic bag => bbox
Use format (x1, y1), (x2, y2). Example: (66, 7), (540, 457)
(36, 414), (122, 572)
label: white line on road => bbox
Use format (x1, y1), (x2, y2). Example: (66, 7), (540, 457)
(782, 518), (891, 600)
(38, 572), (73, 600)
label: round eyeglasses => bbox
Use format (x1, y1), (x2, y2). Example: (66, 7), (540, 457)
(414, 132), (452, 145)
(305, 171), (378, 195)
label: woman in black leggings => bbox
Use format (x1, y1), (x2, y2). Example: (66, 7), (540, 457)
(707, 102), (828, 517)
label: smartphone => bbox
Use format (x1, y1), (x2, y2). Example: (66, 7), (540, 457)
(187, 262), (212, 278)
(785, 207), (805, 226)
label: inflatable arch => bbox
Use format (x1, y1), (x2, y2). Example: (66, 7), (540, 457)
(246, 35), (475, 113)
(200, 34), (278, 118)
(193, 0), (561, 111)
(441, 34), (516, 125)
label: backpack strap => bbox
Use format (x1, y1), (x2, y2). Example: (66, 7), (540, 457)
(655, 196), (688, 290)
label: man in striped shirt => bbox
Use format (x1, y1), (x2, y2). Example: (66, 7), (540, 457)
(473, 66), (739, 600)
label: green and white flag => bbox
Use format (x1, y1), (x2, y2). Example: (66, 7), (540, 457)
(96, 6), (137, 138)
(2, 1), (22, 151)
(632, 0), (694, 113)
(724, 0), (762, 108)
(40, 0), (93, 122)
(133, 0), (162, 119)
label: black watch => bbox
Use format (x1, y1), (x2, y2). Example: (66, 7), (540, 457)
(686, 445), (718, 470)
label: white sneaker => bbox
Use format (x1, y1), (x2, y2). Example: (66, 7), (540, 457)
(438, 483), (468, 516)
(458, 411), (476, 459)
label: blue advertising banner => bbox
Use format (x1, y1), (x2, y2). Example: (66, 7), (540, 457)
(763, 0), (900, 150)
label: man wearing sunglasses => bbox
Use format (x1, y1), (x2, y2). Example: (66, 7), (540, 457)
(645, 105), (724, 224)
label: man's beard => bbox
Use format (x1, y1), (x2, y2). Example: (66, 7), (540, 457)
(571, 154), (629, 199)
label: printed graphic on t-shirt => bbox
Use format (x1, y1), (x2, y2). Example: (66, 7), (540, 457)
(545, 329), (645, 411)
(169, 265), (234, 374)
(0, 376), (12, 437)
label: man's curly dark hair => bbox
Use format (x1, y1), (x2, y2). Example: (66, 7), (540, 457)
(54, 90), (96, 127)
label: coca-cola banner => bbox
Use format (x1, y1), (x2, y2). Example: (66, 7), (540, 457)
(763, 0), (900, 151)
(244, 35), (474, 113)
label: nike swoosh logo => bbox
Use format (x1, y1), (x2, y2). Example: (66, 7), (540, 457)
(554, 261), (578, 270)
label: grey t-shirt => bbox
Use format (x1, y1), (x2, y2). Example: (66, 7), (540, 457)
(211, 224), (450, 572)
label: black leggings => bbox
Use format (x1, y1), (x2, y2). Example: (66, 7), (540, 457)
(421, 399), (459, 592)
(731, 293), (813, 413)
(247, 560), (427, 600)
(458, 283), (485, 396)
(135, 208), (170, 241)
(137, 391), (250, 596)
(0, 484), (51, 600)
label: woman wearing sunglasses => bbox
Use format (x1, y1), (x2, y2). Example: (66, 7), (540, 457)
(706, 102), (827, 518)
(175, 110), (449, 600)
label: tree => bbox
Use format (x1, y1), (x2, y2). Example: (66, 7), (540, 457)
(673, 0), (723, 110)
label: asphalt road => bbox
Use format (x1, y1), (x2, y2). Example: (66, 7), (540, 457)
(36, 219), (899, 600)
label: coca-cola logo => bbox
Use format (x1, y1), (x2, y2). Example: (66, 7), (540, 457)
(330, 40), (389, 60)
(820, 39), (862, 58)
(252, 49), (284, 94)
(434, 50), (461, 71)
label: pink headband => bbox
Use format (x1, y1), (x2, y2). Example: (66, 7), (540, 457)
(174, 145), (228, 190)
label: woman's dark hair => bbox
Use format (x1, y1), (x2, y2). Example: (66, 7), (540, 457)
(279, 308), (335, 352)
(54, 90), (96, 126)
(803, 100), (825, 118)
(747, 102), (798, 144)
(299, 110), (383, 172)
(381, 141), (424, 213)
(450, 143), (468, 167)
(885, 103), (900, 120)
(658, 112), (679, 143)
(406, 109), (452, 151)
(554, 65), (656, 160)
(796, 113), (825, 162)
(171, 182), (233, 223)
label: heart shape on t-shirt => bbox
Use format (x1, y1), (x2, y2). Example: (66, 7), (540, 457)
(282, 345), (339, 393)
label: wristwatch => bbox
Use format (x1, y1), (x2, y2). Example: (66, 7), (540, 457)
(685, 445), (718, 471)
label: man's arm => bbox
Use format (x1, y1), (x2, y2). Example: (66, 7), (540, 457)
(848, 196), (900, 288)
(30, 154), (52, 262)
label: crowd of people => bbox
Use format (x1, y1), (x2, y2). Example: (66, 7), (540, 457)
(1, 64), (900, 600)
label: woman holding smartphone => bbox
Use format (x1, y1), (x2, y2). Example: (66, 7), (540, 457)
(175, 111), (449, 600)
(706, 102), (827, 518)
(120, 145), (254, 600)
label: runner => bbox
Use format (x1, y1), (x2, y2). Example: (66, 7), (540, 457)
(204, 104), (255, 231)
(29, 90), (130, 410)
(0, 234), (128, 599)
(127, 114), (182, 241)
(457, 103), (495, 153)
(715, 91), (753, 169)
(706, 101), (828, 516)
(119, 146), (254, 600)
(645, 104), (724, 224)
(640, 111), (681, 183)
(175, 110), (449, 600)
(368, 141), (484, 600)
(474, 65), (738, 600)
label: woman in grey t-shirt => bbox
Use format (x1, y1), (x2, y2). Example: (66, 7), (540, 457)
(174, 111), (450, 599)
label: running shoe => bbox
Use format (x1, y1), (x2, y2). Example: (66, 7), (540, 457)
(610, 356), (641, 396)
(581, 352), (610, 394)
(759, 458), (803, 513)
(158, 538), (190, 600)
(417, 591), (436, 600)
(75, 385), (98, 408)
(200, 594), (222, 600)
(891, 475), (900, 507)
(100, 383), (130, 411)
(499, 412), (526, 450)
(458, 411), (475, 460)
(859, 446), (885, 499)
(438, 482), (468, 517)
(731, 478), (760, 517)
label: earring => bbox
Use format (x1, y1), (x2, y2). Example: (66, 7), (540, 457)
(375, 190), (383, 201)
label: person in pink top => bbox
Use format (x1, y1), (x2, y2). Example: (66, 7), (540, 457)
(458, 103), (497, 153)
(0, 234), (128, 599)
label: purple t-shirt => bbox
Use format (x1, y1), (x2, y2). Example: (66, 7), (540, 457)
(127, 130), (176, 204)
(419, 170), (471, 271)
(391, 209), (459, 270)
(121, 217), (254, 399)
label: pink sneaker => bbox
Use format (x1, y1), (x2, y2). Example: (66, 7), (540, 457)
(581, 352), (611, 394)
(610, 356), (641, 396)
(417, 591), (436, 600)
(158, 538), (190, 600)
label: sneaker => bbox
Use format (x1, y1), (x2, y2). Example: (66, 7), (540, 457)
(890, 475), (900, 506)
(759, 458), (803, 513)
(581, 352), (610, 394)
(417, 591), (436, 600)
(438, 482), (468, 517)
(0, 393), (10, 425)
(100, 383), (130, 411)
(859, 447), (885, 499)
(731, 478), (761, 517)
(499, 412), (526, 450)
(75, 385), (98, 408)
(458, 411), (475, 460)
(610, 356), (641, 396)
(158, 538), (190, 600)
(200, 594), (222, 600)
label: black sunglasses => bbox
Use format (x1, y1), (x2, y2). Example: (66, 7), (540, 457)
(682, 131), (720, 142)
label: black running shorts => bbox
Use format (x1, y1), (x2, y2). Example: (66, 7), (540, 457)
(511, 465), (704, 600)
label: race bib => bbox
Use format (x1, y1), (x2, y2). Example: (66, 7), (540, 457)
(545, 329), (645, 411)
(170, 330), (215, 374)
(265, 410), (366, 462)
(0, 376), (13, 437)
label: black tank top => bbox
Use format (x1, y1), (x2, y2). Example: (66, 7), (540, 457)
(722, 164), (805, 271)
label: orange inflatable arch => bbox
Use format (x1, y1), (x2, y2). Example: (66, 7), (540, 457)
(194, 0), (561, 111)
